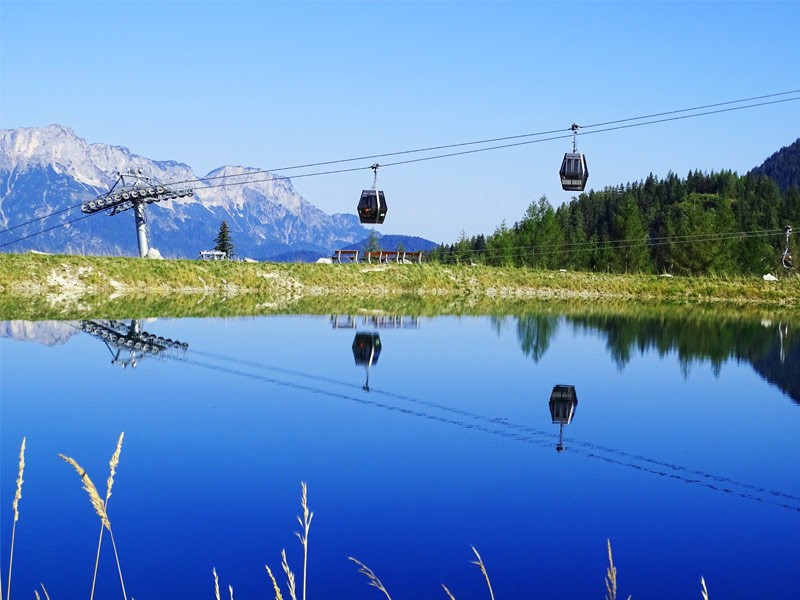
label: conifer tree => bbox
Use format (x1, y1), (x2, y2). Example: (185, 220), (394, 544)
(214, 221), (234, 259)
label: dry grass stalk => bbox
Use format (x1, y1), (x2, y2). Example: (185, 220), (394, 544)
(60, 442), (128, 600)
(105, 432), (125, 504)
(213, 567), (221, 600)
(294, 481), (313, 600)
(442, 583), (456, 599)
(471, 546), (495, 600)
(605, 539), (617, 600)
(12, 438), (25, 523)
(701, 576), (709, 600)
(40, 583), (50, 600)
(6, 437), (26, 600)
(229, 583), (234, 600)
(348, 557), (392, 600)
(281, 549), (298, 600)
(58, 454), (110, 531)
(91, 433), (125, 600)
(34, 591), (40, 600)
(107, 528), (128, 600)
(265, 565), (285, 600)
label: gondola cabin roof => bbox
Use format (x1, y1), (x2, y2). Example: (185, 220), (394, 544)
(560, 152), (589, 192)
(357, 189), (387, 225)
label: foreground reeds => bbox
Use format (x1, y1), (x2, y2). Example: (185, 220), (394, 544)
(470, 546), (495, 600)
(33, 583), (50, 600)
(2, 439), (714, 599)
(348, 557), (392, 600)
(4, 437), (26, 600)
(58, 433), (127, 600)
(90, 433), (125, 600)
(295, 482), (313, 600)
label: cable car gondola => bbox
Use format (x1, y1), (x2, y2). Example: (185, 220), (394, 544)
(352, 332), (381, 391)
(559, 123), (589, 192)
(357, 163), (388, 224)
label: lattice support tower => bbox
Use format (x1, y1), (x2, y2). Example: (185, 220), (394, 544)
(81, 169), (193, 257)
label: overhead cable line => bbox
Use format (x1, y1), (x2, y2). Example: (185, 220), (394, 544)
(581, 88), (800, 129)
(162, 126), (571, 188)
(0, 212), (96, 250)
(178, 96), (800, 192)
(581, 96), (800, 140)
(0, 204), (82, 236)
(158, 89), (800, 188)
(2, 91), (798, 246)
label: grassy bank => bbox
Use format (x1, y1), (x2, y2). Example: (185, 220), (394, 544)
(1, 252), (799, 320)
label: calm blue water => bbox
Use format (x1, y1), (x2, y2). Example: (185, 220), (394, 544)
(1, 313), (799, 599)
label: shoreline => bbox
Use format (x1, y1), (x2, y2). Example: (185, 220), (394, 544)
(1, 253), (799, 320)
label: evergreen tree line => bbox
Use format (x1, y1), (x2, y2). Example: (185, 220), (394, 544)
(430, 171), (800, 275)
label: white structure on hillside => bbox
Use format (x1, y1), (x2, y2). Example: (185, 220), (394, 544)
(199, 250), (227, 260)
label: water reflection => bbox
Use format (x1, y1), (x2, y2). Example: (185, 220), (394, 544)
(330, 314), (420, 329)
(331, 314), (419, 391)
(169, 339), (800, 513)
(507, 313), (799, 404)
(3, 314), (799, 517)
(352, 332), (381, 391)
(549, 384), (578, 453)
(514, 314), (558, 362)
(79, 319), (189, 368)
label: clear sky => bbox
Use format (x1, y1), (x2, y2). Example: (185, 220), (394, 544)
(2, 0), (799, 243)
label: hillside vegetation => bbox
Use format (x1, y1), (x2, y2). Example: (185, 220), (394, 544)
(752, 137), (800, 194)
(1, 253), (798, 320)
(434, 169), (800, 275)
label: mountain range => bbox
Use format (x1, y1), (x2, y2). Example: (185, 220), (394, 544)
(751, 138), (800, 195)
(0, 125), (436, 260)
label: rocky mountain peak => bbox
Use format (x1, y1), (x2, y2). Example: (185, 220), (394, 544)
(0, 125), (385, 260)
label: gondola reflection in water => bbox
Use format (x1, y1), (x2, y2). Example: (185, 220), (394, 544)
(549, 384), (578, 452)
(352, 332), (381, 391)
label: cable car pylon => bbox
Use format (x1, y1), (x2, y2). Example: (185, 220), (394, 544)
(81, 169), (194, 257)
(782, 225), (793, 269)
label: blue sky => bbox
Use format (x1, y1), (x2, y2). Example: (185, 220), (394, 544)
(2, 1), (799, 243)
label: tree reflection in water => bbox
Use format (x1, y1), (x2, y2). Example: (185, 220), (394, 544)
(504, 312), (799, 404)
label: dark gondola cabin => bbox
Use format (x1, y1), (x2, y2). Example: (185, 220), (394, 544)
(549, 384), (578, 425)
(357, 189), (387, 224)
(549, 384), (578, 453)
(352, 332), (382, 366)
(559, 152), (589, 192)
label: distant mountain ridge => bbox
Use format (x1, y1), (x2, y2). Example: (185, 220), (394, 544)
(750, 138), (800, 194)
(0, 125), (435, 260)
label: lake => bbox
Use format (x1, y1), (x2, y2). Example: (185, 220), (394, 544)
(1, 310), (799, 599)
